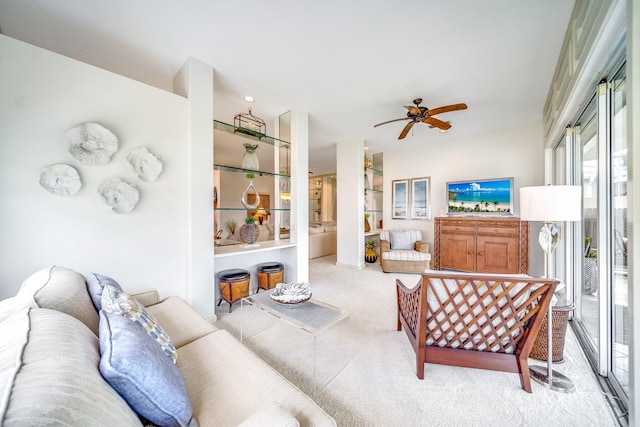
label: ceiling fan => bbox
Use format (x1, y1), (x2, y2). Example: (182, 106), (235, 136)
(374, 98), (468, 139)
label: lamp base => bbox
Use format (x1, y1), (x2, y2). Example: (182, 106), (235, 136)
(530, 365), (576, 393)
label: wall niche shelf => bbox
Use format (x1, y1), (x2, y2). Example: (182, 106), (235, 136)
(213, 118), (291, 239)
(364, 154), (383, 232)
(213, 120), (290, 148)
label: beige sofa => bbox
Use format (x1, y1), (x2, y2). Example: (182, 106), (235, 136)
(0, 266), (336, 427)
(309, 223), (337, 259)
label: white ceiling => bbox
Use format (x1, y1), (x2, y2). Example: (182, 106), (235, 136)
(0, 0), (574, 175)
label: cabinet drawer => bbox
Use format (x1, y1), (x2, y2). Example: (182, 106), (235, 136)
(441, 220), (475, 234)
(477, 224), (518, 236)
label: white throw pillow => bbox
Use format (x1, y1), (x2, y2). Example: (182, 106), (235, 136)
(390, 231), (413, 250)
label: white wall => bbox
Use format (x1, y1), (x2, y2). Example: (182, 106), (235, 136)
(0, 35), (214, 314)
(383, 122), (546, 275)
(336, 138), (365, 268)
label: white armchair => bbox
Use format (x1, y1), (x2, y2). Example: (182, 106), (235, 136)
(379, 230), (431, 273)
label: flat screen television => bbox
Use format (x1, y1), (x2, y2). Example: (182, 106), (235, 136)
(446, 177), (514, 215)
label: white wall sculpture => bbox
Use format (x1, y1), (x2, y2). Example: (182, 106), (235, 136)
(39, 164), (82, 196)
(127, 147), (163, 182)
(66, 122), (118, 165)
(97, 177), (139, 214)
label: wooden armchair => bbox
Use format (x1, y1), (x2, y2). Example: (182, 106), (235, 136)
(396, 271), (558, 392)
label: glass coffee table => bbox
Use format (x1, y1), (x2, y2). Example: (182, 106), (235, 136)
(241, 291), (350, 395)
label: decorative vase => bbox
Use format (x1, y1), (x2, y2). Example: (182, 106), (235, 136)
(239, 223), (260, 244)
(365, 247), (377, 263)
(241, 179), (260, 209)
(364, 218), (371, 232)
(241, 143), (259, 171)
(583, 257), (598, 294)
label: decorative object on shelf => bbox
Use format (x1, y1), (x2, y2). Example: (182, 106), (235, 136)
(39, 164), (82, 196)
(234, 107), (266, 137)
(520, 185), (581, 393)
(224, 219), (238, 240)
(66, 122), (118, 166)
(365, 240), (378, 263)
(280, 145), (291, 200)
(97, 177), (139, 214)
(213, 187), (218, 208)
(241, 143), (260, 171)
(239, 216), (260, 244)
(364, 213), (371, 232)
(254, 208), (267, 225)
(270, 282), (312, 306)
(241, 173), (260, 209)
(126, 147), (163, 182)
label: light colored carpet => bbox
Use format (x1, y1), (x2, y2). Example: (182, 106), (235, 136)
(214, 255), (619, 427)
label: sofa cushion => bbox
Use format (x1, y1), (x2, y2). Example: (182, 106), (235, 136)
(390, 231), (414, 250)
(237, 402), (300, 427)
(0, 308), (142, 426)
(86, 272), (123, 311)
(99, 310), (198, 427)
(0, 295), (35, 323)
(16, 265), (99, 335)
(382, 250), (431, 262)
(146, 296), (217, 348)
(177, 329), (336, 427)
(101, 285), (177, 363)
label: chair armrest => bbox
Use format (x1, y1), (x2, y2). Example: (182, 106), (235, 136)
(415, 241), (429, 253)
(129, 288), (159, 307)
(380, 239), (391, 253)
(396, 278), (423, 337)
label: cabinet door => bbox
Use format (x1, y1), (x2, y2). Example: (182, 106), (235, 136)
(441, 233), (476, 271)
(476, 235), (518, 274)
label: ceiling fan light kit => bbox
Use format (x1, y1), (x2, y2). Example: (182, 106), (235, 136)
(374, 98), (467, 139)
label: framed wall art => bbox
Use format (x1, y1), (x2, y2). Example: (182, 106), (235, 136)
(392, 179), (408, 219)
(410, 177), (431, 220)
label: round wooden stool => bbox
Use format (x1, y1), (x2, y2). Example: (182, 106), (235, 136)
(256, 262), (284, 292)
(217, 269), (250, 312)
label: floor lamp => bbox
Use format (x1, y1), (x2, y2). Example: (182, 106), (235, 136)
(520, 185), (581, 393)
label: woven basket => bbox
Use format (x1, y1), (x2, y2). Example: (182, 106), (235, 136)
(530, 304), (575, 362)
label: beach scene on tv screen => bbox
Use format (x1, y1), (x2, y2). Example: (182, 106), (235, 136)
(447, 179), (512, 214)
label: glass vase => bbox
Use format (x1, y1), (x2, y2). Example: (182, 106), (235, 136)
(242, 143), (259, 171)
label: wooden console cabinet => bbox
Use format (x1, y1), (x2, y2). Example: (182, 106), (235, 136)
(433, 217), (529, 274)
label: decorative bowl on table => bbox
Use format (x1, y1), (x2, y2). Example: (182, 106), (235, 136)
(270, 282), (312, 307)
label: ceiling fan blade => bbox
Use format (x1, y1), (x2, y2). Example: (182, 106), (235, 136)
(398, 121), (416, 139)
(427, 103), (468, 116)
(404, 105), (422, 116)
(424, 117), (452, 131)
(373, 117), (411, 127)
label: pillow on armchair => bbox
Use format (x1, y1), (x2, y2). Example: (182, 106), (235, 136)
(390, 231), (414, 250)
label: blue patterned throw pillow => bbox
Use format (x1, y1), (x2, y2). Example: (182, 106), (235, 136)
(101, 284), (177, 363)
(86, 272), (123, 311)
(99, 310), (198, 427)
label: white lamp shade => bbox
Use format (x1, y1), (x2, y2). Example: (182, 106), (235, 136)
(519, 185), (582, 222)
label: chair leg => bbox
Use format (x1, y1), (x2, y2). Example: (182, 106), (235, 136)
(516, 355), (532, 393)
(217, 299), (222, 306)
(416, 350), (425, 380)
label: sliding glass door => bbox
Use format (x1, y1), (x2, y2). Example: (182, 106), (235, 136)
(610, 65), (628, 396)
(554, 62), (628, 409)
